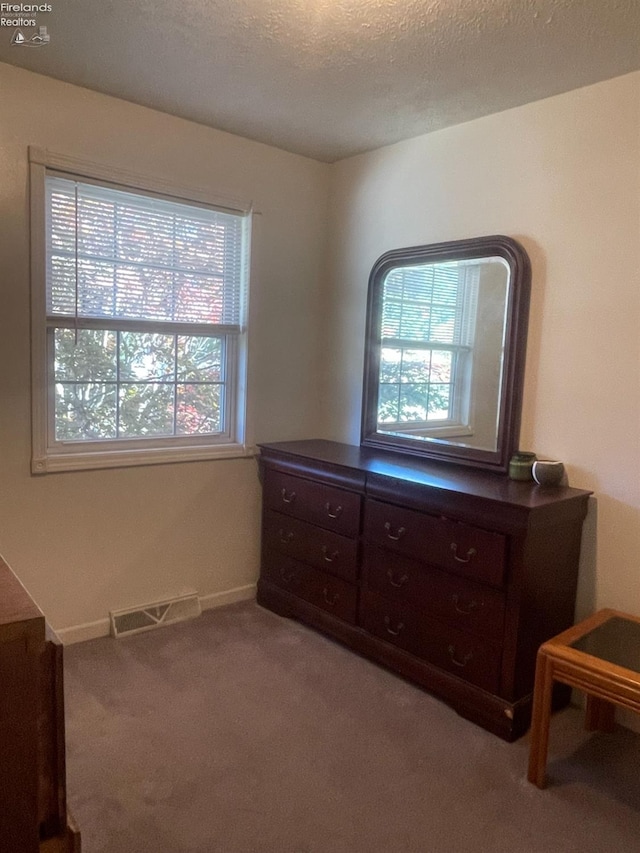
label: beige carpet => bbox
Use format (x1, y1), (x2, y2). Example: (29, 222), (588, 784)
(64, 601), (640, 853)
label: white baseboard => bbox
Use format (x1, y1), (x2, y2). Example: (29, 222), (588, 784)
(57, 617), (111, 645)
(57, 583), (257, 645)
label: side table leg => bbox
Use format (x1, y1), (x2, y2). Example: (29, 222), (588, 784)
(528, 650), (555, 788)
(585, 696), (616, 733)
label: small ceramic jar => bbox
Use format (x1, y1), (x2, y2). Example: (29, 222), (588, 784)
(508, 451), (537, 481)
(532, 460), (565, 487)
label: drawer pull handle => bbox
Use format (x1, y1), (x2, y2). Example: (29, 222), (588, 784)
(325, 502), (343, 519)
(450, 543), (477, 563)
(323, 587), (339, 606)
(448, 644), (473, 668)
(281, 488), (296, 504)
(321, 546), (339, 563)
(279, 566), (297, 584)
(451, 594), (478, 615)
(384, 522), (407, 541)
(387, 569), (409, 588)
(278, 530), (294, 545)
(384, 616), (405, 636)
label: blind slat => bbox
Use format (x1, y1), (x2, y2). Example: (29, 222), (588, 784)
(46, 177), (247, 328)
(381, 263), (468, 346)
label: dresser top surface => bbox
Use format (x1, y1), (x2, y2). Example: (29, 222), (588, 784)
(258, 439), (592, 510)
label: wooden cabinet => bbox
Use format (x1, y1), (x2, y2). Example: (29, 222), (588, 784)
(0, 556), (80, 852)
(263, 469), (361, 537)
(257, 439), (592, 741)
(364, 498), (507, 587)
(261, 465), (362, 625)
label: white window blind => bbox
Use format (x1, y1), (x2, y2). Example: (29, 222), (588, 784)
(46, 177), (246, 330)
(381, 262), (472, 347)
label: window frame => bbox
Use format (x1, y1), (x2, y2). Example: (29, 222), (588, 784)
(30, 147), (256, 474)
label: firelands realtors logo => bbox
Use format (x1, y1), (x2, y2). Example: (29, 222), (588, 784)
(2, 3), (52, 45)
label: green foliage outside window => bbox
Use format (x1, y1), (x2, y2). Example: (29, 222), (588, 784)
(378, 347), (453, 424)
(54, 329), (223, 441)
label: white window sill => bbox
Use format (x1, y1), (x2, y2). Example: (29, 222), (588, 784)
(377, 424), (474, 439)
(32, 442), (257, 475)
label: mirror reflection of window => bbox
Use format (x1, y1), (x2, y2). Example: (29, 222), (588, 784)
(378, 259), (504, 442)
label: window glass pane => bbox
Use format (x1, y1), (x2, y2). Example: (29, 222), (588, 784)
(54, 329), (117, 381)
(378, 384), (400, 423)
(400, 350), (431, 383)
(177, 336), (222, 381)
(55, 383), (117, 440)
(430, 350), (452, 383)
(379, 348), (401, 384)
(399, 385), (428, 422)
(52, 330), (229, 441)
(119, 384), (174, 437)
(177, 384), (221, 434)
(119, 333), (175, 382)
(427, 384), (451, 420)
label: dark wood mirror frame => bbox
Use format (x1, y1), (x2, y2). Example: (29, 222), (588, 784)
(361, 235), (531, 473)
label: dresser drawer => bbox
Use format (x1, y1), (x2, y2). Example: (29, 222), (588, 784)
(359, 589), (502, 693)
(362, 546), (506, 642)
(263, 509), (359, 582)
(262, 554), (357, 624)
(364, 500), (506, 587)
(264, 470), (361, 537)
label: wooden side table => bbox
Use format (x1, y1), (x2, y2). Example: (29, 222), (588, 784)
(528, 608), (640, 788)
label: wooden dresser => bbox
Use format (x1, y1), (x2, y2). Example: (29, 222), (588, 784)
(0, 556), (80, 852)
(257, 439), (592, 740)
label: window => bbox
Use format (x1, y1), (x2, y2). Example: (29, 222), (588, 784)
(377, 261), (477, 436)
(30, 151), (252, 473)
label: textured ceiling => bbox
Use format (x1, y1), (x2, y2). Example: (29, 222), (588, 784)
(0, 0), (638, 162)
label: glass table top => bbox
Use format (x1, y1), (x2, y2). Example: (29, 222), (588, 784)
(571, 616), (640, 675)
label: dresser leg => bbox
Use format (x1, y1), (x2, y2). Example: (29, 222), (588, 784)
(39, 817), (81, 853)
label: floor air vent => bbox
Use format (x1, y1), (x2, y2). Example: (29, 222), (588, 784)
(110, 593), (201, 638)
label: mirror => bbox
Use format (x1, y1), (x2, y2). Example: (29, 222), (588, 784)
(361, 236), (531, 472)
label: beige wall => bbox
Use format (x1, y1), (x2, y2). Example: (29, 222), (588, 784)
(326, 72), (640, 622)
(466, 260), (508, 450)
(1, 61), (639, 648)
(0, 62), (329, 636)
